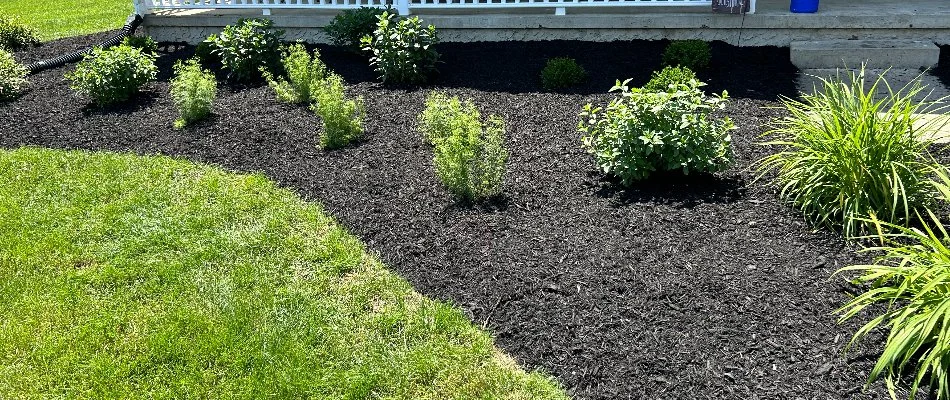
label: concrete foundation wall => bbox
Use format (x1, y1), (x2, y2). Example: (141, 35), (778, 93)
(141, 0), (950, 47)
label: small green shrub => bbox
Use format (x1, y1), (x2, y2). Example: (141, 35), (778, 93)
(579, 78), (733, 184)
(311, 73), (365, 149)
(323, 7), (393, 52)
(756, 68), (943, 238)
(642, 65), (697, 92)
(205, 18), (284, 82)
(170, 58), (217, 129)
(193, 40), (220, 67)
(0, 49), (28, 100)
(662, 40), (711, 71)
(360, 12), (439, 85)
(0, 15), (39, 51)
(263, 43), (326, 104)
(421, 94), (507, 200)
(835, 207), (950, 400)
(66, 44), (157, 106)
(418, 91), (480, 144)
(122, 35), (158, 54)
(540, 57), (587, 91)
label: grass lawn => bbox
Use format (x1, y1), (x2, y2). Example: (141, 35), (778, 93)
(0, 147), (566, 399)
(0, 0), (131, 41)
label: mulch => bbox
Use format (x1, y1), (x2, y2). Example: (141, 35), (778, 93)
(4, 34), (944, 399)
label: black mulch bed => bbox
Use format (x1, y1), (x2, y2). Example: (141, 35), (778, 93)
(5, 35), (945, 399)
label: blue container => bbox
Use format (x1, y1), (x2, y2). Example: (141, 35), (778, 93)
(790, 0), (819, 13)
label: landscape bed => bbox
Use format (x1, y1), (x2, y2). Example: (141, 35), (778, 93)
(4, 33), (947, 399)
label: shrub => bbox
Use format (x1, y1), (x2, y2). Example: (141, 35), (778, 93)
(0, 49), (28, 100)
(540, 57), (587, 91)
(311, 73), (365, 149)
(193, 40), (220, 67)
(662, 40), (711, 71)
(205, 18), (284, 82)
(579, 78), (733, 184)
(263, 43), (326, 104)
(360, 12), (439, 85)
(755, 68), (943, 238)
(66, 44), (157, 106)
(421, 94), (507, 200)
(170, 58), (217, 129)
(0, 15), (39, 51)
(418, 91), (480, 144)
(122, 35), (158, 54)
(324, 7), (392, 52)
(835, 208), (950, 400)
(642, 65), (697, 92)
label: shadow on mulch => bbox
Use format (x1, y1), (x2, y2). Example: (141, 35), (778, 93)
(589, 171), (747, 208)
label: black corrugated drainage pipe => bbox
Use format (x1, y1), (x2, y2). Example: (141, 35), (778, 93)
(26, 13), (144, 74)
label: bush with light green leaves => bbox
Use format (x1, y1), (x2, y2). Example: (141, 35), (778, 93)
(263, 43), (326, 104)
(170, 58), (217, 129)
(66, 44), (157, 106)
(0, 49), (28, 101)
(421, 93), (507, 200)
(579, 78), (733, 184)
(360, 12), (439, 85)
(311, 73), (365, 149)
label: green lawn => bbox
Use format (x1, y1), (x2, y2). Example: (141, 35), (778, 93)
(0, 147), (567, 399)
(0, 0), (131, 41)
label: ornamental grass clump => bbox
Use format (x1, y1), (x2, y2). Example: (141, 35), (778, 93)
(66, 44), (157, 106)
(579, 78), (733, 184)
(0, 49), (28, 101)
(540, 57), (587, 91)
(311, 73), (365, 149)
(263, 43), (326, 104)
(361, 12), (439, 85)
(420, 94), (507, 200)
(170, 58), (217, 129)
(205, 18), (284, 82)
(835, 197), (950, 400)
(756, 68), (947, 238)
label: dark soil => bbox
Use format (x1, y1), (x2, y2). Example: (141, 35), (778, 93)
(3, 35), (938, 399)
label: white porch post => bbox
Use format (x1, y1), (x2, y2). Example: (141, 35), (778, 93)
(748, 0), (756, 14)
(132, 0), (146, 15)
(396, 0), (411, 15)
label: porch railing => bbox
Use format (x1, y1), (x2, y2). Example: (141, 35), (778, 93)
(135, 0), (755, 16)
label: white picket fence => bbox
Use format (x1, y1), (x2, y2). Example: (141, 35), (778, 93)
(136, 0), (755, 16)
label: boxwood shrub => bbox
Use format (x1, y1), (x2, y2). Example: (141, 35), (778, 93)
(661, 40), (711, 71)
(540, 57), (587, 91)
(324, 7), (393, 52)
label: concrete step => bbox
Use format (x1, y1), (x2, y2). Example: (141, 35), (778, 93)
(790, 39), (939, 69)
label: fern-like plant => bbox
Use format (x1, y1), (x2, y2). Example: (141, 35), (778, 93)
(311, 73), (365, 149)
(169, 58), (217, 129)
(263, 43), (326, 104)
